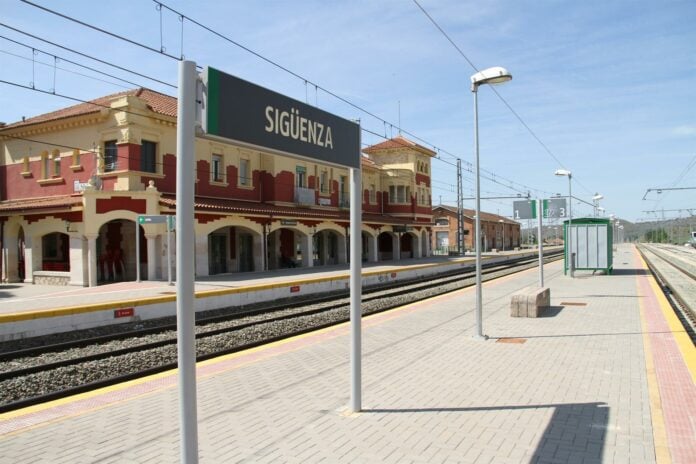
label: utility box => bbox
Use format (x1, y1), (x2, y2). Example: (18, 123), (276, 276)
(563, 218), (613, 275)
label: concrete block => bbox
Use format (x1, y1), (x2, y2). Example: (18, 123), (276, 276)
(510, 291), (528, 317)
(510, 287), (550, 317)
(527, 287), (550, 317)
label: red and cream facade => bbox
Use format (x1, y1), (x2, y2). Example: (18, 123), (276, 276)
(0, 89), (434, 286)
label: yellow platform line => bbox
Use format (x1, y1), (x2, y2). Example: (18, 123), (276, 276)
(634, 246), (696, 464)
(637, 249), (696, 383)
(0, 253), (507, 323)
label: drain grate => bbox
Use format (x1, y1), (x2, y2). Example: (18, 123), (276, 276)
(160, 291), (177, 295)
(561, 302), (587, 306)
(496, 338), (527, 344)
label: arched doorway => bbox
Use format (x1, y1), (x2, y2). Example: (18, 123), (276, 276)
(313, 229), (342, 266)
(41, 232), (70, 271)
(377, 232), (394, 261)
(268, 227), (307, 269)
(17, 226), (25, 281)
(361, 231), (375, 262)
(400, 233), (413, 259)
(208, 225), (259, 275)
(97, 219), (143, 282)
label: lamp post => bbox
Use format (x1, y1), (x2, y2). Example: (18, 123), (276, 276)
(592, 193), (603, 217)
(555, 169), (573, 277)
(471, 66), (512, 340)
(499, 219), (505, 251)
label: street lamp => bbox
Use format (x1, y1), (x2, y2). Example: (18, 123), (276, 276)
(471, 66), (512, 340)
(499, 219), (505, 251)
(555, 169), (573, 277)
(592, 193), (603, 217)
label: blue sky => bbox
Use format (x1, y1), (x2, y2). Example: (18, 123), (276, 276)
(1, 0), (695, 223)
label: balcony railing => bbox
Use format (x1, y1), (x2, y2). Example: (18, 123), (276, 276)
(295, 186), (316, 206)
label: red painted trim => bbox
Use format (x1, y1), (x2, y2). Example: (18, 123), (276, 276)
(96, 197), (147, 214)
(24, 211), (82, 224)
(299, 220), (321, 228)
(195, 213), (225, 224)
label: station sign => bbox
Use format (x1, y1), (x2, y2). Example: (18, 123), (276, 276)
(513, 200), (536, 220)
(514, 198), (567, 220)
(202, 67), (360, 169)
(542, 198), (567, 219)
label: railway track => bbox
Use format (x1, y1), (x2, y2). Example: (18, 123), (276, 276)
(0, 251), (562, 412)
(637, 243), (696, 342)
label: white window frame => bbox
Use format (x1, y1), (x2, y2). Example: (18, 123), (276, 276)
(212, 154), (225, 183)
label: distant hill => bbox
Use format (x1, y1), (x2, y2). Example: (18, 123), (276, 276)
(520, 217), (696, 244)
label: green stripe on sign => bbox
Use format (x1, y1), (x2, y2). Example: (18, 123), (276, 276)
(207, 67), (219, 135)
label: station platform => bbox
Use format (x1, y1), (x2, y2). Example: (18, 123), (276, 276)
(0, 248), (554, 341)
(0, 244), (694, 463)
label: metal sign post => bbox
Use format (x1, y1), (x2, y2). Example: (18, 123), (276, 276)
(176, 60), (199, 464)
(350, 160), (362, 412)
(515, 198), (571, 288)
(137, 215), (174, 285)
(135, 221), (140, 283)
(537, 199), (544, 287)
(167, 215), (174, 285)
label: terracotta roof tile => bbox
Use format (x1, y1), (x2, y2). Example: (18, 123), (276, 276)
(363, 135), (436, 157)
(433, 205), (518, 224)
(0, 195), (82, 212)
(1, 88), (176, 130)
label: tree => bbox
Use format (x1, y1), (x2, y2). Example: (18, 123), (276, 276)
(644, 228), (668, 243)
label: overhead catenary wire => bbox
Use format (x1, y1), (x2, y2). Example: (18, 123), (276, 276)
(411, 0), (595, 197)
(0, 23), (177, 89)
(0, 38), (134, 90)
(20, 0), (182, 63)
(16, 1), (556, 203)
(20, 0), (551, 199)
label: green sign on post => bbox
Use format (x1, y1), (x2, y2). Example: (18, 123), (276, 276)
(542, 198), (567, 219)
(513, 200), (537, 220)
(138, 215), (167, 225)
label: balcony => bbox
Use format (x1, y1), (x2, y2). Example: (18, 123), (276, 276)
(295, 187), (316, 206)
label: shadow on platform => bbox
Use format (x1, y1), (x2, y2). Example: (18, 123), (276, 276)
(540, 306), (565, 317)
(365, 402), (608, 463)
(0, 285), (22, 299)
(610, 268), (650, 276)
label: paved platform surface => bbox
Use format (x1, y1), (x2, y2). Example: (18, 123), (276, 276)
(0, 244), (694, 463)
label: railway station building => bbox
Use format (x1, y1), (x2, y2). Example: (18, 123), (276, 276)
(431, 205), (521, 254)
(0, 88), (436, 286)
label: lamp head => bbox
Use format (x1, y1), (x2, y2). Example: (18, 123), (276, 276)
(554, 169), (571, 177)
(471, 66), (512, 90)
(592, 193), (603, 201)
